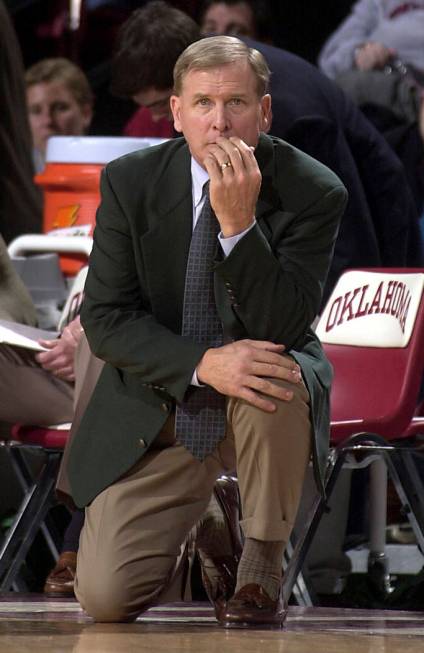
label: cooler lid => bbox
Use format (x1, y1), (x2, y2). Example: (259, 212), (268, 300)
(45, 136), (168, 164)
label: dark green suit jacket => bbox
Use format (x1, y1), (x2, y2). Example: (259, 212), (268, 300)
(68, 133), (347, 507)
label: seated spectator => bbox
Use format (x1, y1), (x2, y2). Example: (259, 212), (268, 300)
(114, 1), (199, 138)
(318, 1), (424, 218)
(318, 0), (424, 81)
(0, 236), (37, 330)
(198, 0), (272, 42)
(25, 58), (94, 173)
(318, 1), (424, 128)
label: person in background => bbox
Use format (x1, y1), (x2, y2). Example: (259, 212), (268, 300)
(198, 0), (272, 42)
(0, 237), (37, 329)
(318, 0), (424, 81)
(25, 58), (94, 173)
(0, 1), (42, 243)
(318, 0), (424, 219)
(116, 2), (199, 138)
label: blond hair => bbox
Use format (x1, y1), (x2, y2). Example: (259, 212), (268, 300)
(25, 58), (93, 107)
(173, 36), (270, 97)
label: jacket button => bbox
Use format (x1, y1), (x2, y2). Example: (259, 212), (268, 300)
(161, 402), (169, 412)
(139, 438), (146, 448)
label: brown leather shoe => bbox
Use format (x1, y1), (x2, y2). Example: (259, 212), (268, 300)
(218, 583), (287, 628)
(214, 475), (243, 561)
(43, 551), (77, 597)
(197, 476), (243, 612)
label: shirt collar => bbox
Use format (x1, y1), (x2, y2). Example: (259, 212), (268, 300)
(191, 157), (209, 208)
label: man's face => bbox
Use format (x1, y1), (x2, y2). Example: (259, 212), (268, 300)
(27, 81), (92, 154)
(201, 2), (256, 38)
(132, 87), (173, 122)
(170, 61), (271, 168)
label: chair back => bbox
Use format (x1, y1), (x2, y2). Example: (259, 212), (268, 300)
(57, 265), (88, 331)
(316, 269), (424, 441)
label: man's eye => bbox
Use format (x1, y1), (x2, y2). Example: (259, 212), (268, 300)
(229, 98), (243, 106)
(198, 98), (210, 106)
(54, 103), (70, 112)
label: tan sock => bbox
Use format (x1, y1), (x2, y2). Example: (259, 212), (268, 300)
(235, 538), (284, 600)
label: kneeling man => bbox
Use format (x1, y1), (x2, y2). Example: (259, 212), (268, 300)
(67, 35), (347, 626)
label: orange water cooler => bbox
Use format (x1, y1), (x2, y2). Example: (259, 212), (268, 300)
(35, 136), (167, 274)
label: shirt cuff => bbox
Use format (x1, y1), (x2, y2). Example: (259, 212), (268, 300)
(191, 368), (203, 386)
(218, 219), (256, 257)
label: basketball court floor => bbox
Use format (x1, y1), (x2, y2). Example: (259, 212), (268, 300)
(0, 595), (423, 653)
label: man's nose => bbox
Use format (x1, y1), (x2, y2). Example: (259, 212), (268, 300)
(212, 105), (229, 132)
(39, 107), (55, 126)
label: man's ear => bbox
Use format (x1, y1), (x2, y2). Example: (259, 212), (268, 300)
(260, 94), (272, 133)
(170, 95), (183, 133)
(81, 103), (93, 131)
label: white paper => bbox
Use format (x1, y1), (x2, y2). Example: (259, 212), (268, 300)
(0, 320), (59, 352)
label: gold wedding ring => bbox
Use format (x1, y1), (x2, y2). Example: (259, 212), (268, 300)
(220, 161), (232, 170)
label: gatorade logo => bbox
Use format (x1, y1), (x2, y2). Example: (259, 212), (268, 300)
(53, 204), (80, 228)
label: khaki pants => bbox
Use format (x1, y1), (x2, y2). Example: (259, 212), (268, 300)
(75, 373), (312, 622)
(56, 334), (104, 502)
(0, 343), (73, 427)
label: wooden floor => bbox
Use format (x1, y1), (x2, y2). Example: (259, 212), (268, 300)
(0, 596), (423, 653)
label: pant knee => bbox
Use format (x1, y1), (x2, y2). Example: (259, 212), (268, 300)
(75, 575), (136, 622)
(75, 559), (172, 622)
(82, 600), (135, 623)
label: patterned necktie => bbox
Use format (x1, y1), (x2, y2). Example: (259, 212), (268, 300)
(175, 182), (227, 460)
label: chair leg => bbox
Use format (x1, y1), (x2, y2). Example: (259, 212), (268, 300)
(386, 449), (424, 553)
(282, 448), (346, 606)
(283, 539), (315, 606)
(9, 447), (62, 560)
(0, 452), (61, 591)
(367, 458), (394, 595)
(12, 577), (29, 592)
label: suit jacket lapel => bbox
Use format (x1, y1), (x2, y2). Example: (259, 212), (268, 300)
(140, 142), (192, 333)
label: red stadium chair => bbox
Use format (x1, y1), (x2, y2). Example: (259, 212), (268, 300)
(0, 425), (70, 591)
(0, 267), (88, 591)
(283, 268), (424, 606)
